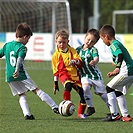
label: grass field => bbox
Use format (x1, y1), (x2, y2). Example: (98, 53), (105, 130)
(0, 61), (133, 133)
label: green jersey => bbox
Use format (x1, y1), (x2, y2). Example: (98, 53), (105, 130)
(0, 41), (27, 82)
(76, 45), (103, 80)
(111, 39), (133, 76)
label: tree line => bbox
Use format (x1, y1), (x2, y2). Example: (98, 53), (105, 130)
(69, 0), (133, 33)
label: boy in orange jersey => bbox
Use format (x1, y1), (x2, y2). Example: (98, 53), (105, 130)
(52, 29), (87, 118)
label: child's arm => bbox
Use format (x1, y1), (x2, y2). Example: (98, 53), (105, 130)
(13, 57), (24, 78)
(89, 56), (99, 67)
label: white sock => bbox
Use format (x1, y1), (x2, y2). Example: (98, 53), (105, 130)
(117, 95), (128, 117)
(19, 95), (31, 117)
(82, 85), (94, 107)
(100, 93), (110, 107)
(37, 89), (58, 109)
(107, 91), (118, 115)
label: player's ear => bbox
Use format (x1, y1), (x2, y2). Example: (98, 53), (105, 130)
(23, 35), (27, 39)
(105, 34), (109, 39)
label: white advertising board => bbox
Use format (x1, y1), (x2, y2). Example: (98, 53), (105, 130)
(4, 33), (129, 63)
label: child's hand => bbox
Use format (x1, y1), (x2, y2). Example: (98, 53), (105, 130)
(69, 59), (82, 68)
(53, 81), (59, 94)
(89, 60), (95, 66)
(13, 70), (19, 78)
(107, 68), (120, 78)
(69, 59), (79, 66)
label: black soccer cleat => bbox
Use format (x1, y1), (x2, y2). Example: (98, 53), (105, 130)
(25, 114), (35, 120)
(102, 113), (121, 122)
(53, 107), (60, 114)
(86, 107), (95, 116)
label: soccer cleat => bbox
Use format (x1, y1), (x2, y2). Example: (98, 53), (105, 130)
(121, 115), (132, 122)
(102, 113), (121, 122)
(53, 107), (60, 114)
(86, 107), (95, 116)
(25, 115), (35, 120)
(78, 114), (88, 119)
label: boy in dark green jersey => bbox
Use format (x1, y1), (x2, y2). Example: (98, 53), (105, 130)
(0, 22), (59, 120)
(100, 24), (133, 122)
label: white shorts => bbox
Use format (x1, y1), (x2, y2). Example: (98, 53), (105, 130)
(8, 78), (38, 96)
(107, 73), (133, 95)
(81, 77), (106, 94)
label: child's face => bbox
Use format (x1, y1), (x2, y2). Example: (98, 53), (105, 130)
(84, 33), (97, 48)
(56, 36), (69, 50)
(22, 35), (31, 45)
(100, 34), (110, 46)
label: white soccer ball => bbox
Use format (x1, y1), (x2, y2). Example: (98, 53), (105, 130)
(59, 100), (75, 117)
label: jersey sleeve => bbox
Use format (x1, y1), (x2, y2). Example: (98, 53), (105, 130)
(92, 47), (99, 58)
(18, 46), (27, 59)
(111, 43), (122, 56)
(0, 43), (7, 58)
(52, 51), (59, 76)
(0, 47), (4, 58)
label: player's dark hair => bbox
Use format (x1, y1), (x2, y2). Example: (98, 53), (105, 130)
(16, 22), (33, 38)
(86, 28), (100, 43)
(99, 24), (115, 38)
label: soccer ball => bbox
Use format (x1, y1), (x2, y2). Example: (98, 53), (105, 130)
(59, 100), (75, 117)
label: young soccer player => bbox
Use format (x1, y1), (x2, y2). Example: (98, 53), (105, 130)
(76, 29), (109, 116)
(0, 22), (59, 120)
(52, 29), (87, 118)
(99, 24), (133, 122)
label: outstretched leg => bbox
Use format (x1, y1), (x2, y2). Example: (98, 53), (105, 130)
(33, 88), (59, 114)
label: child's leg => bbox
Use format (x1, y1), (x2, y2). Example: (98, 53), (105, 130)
(19, 94), (31, 117)
(63, 82), (72, 100)
(100, 93), (110, 107)
(36, 89), (58, 110)
(115, 91), (129, 117)
(77, 87), (87, 118)
(74, 86), (86, 114)
(82, 85), (93, 107)
(106, 86), (118, 115)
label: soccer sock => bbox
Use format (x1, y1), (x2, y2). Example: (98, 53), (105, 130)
(107, 91), (118, 115)
(63, 90), (71, 100)
(100, 93), (110, 107)
(37, 89), (58, 109)
(78, 103), (86, 114)
(82, 85), (94, 107)
(117, 95), (129, 117)
(19, 95), (31, 117)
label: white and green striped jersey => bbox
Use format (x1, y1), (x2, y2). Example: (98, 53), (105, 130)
(111, 39), (133, 76)
(76, 45), (103, 80)
(0, 41), (28, 82)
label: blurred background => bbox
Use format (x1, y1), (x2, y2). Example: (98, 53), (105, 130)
(69, 0), (133, 33)
(0, 0), (133, 66)
(0, 0), (133, 33)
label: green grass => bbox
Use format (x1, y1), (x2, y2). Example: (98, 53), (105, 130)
(0, 61), (133, 133)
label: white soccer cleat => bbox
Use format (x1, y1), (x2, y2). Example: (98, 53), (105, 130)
(78, 114), (88, 119)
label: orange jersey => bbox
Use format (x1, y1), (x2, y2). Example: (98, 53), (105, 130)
(52, 46), (82, 86)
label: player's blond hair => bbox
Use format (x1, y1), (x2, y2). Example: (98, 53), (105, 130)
(55, 29), (69, 40)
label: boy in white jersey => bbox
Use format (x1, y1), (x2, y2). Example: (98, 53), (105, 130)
(76, 29), (109, 116)
(0, 22), (59, 120)
(99, 24), (133, 122)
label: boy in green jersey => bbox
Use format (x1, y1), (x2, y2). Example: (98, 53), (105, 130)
(76, 29), (109, 116)
(99, 24), (133, 122)
(0, 22), (59, 120)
